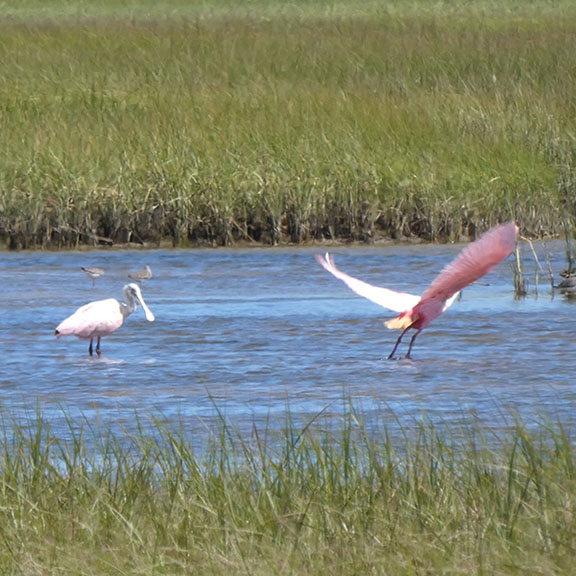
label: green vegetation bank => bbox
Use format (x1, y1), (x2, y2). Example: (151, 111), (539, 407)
(1, 410), (576, 574)
(1, 0), (576, 248)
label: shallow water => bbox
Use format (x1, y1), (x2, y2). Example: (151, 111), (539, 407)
(0, 240), (573, 443)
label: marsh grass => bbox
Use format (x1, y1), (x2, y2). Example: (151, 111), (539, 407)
(1, 406), (576, 574)
(1, 1), (576, 247)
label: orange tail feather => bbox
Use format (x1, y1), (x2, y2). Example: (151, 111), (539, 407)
(385, 311), (418, 330)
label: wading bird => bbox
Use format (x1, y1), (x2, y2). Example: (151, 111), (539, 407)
(55, 283), (155, 356)
(81, 266), (105, 288)
(128, 264), (152, 284)
(555, 274), (576, 297)
(316, 221), (518, 359)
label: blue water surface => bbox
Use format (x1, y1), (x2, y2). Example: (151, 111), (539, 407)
(0, 240), (573, 445)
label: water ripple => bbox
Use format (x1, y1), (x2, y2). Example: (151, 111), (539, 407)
(0, 243), (574, 442)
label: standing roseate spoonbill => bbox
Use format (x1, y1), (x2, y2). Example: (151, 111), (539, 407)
(55, 283), (155, 356)
(81, 266), (105, 288)
(128, 264), (152, 284)
(316, 221), (518, 359)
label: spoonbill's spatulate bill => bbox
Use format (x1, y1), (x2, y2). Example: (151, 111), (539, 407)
(55, 283), (155, 356)
(317, 221), (519, 359)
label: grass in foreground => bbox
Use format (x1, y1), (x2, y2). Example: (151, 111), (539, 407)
(1, 1), (576, 247)
(0, 407), (575, 574)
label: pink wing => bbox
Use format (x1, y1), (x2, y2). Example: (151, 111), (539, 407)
(419, 221), (518, 303)
(316, 253), (420, 313)
(55, 299), (124, 339)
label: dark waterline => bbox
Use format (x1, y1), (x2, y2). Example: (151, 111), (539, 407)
(0, 241), (573, 445)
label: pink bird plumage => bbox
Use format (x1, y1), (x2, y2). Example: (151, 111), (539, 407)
(55, 283), (155, 356)
(317, 221), (519, 359)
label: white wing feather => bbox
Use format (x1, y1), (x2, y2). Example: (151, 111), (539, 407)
(316, 253), (420, 313)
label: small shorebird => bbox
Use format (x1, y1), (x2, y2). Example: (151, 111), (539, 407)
(81, 266), (105, 288)
(55, 283), (155, 356)
(128, 265), (152, 284)
(555, 274), (576, 296)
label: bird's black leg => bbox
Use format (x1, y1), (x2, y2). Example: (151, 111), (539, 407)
(96, 336), (102, 356)
(88, 338), (94, 356)
(387, 326), (412, 359)
(405, 329), (422, 359)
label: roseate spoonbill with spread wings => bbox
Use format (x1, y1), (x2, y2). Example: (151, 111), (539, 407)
(316, 221), (518, 359)
(55, 283), (155, 356)
(81, 266), (105, 288)
(128, 264), (152, 284)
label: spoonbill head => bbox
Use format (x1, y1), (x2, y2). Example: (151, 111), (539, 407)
(55, 283), (155, 356)
(317, 221), (518, 359)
